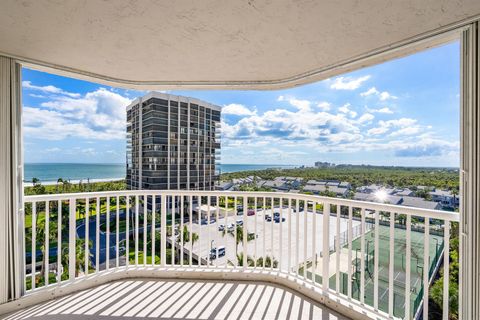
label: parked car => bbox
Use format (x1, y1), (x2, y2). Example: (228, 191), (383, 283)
(210, 246), (226, 259)
(227, 223), (235, 232)
(218, 224), (225, 231)
(274, 216), (286, 223)
(264, 214), (271, 221)
(247, 209), (255, 216)
(236, 219), (243, 226)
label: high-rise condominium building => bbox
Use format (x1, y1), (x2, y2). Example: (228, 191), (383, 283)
(126, 92), (221, 190)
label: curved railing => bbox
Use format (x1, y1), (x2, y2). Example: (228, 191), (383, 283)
(22, 191), (458, 319)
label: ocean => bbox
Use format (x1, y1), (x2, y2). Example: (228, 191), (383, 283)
(24, 163), (297, 183)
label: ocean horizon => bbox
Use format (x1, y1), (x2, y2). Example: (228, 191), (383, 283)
(24, 163), (298, 183)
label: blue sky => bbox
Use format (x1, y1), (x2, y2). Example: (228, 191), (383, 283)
(22, 41), (460, 167)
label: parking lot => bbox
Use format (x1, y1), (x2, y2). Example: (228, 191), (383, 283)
(189, 207), (361, 271)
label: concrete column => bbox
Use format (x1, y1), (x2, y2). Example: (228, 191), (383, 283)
(460, 21), (480, 320)
(0, 55), (23, 304)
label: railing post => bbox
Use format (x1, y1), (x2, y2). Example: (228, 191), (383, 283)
(68, 198), (76, 280)
(322, 202), (330, 291)
(161, 194), (167, 267)
(243, 196), (247, 269)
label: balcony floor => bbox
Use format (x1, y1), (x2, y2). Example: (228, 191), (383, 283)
(4, 279), (349, 320)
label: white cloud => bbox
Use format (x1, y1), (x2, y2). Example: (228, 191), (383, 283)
(361, 86), (397, 101)
(368, 118), (418, 135)
(360, 87), (379, 97)
(357, 113), (374, 124)
(222, 103), (256, 116)
(288, 98), (311, 112)
(317, 102), (331, 111)
(338, 103), (357, 118)
(330, 75), (371, 90)
(367, 127), (389, 135)
(278, 95), (312, 112)
(389, 127), (421, 137)
(370, 107), (394, 114)
(23, 86), (131, 141)
(379, 91), (397, 101)
(22, 81), (81, 98)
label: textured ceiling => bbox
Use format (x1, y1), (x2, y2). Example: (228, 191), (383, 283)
(0, 0), (479, 89)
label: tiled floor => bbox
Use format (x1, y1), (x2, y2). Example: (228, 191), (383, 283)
(4, 279), (350, 319)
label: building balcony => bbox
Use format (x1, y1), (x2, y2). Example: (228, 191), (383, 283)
(0, 190), (457, 320)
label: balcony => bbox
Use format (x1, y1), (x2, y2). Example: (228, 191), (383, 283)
(1, 190), (458, 319)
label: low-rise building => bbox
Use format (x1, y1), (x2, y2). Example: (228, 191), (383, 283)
(401, 196), (442, 210)
(429, 189), (459, 207)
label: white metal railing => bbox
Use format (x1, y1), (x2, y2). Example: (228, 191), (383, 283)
(22, 190), (458, 320)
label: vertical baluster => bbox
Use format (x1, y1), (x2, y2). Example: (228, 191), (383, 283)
(243, 196), (247, 269)
(106, 196), (110, 270)
(374, 210), (380, 310)
(189, 195), (193, 267)
(224, 196), (229, 269)
(347, 205), (353, 299)
(57, 200), (62, 285)
(303, 200), (308, 279)
(312, 201), (317, 283)
(335, 204), (340, 292)
(181, 195), (185, 267)
(85, 198), (89, 275)
(287, 198), (292, 273)
(423, 218), (430, 319)
(135, 195), (139, 266)
(95, 197), (100, 273)
(143, 195), (147, 266)
(151, 195), (156, 266)
(198, 195), (202, 267)
(68, 198), (76, 280)
(126, 196), (130, 268)
(207, 195), (211, 266)
(360, 208), (366, 304)
(443, 220), (450, 320)
(271, 197), (274, 271)
(388, 211), (395, 316)
(215, 196), (219, 268)
(45, 201), (49, 286)
(172, 195), (175, 266)
(31, 202), (36, 289)
(405, 215), (412, 319)
(254, 197), (257, 269)
(262, 197), (266, 269)
(116, 196), (120, 268)
(322, 202), (330, 290)
(295, 199), (299, 275)
(234, 196), (237, 268)
(161, 194), (167, 267)
(279, 197), (283, 271)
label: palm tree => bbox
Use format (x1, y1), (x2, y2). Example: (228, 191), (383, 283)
(57, 178), (63, 193)
(36, 216), (57, 284)
(179, 225), (199, 246)
(256, 255), (278, 268)
(222, 225), (255, 255)
(230, 252), (255, 267)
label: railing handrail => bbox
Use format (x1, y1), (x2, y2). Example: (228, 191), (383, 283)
(24, 190), (460, 222)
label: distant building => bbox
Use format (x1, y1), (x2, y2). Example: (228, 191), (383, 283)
(401, 196), (442, 210)
(429, 189), (459, 208)
(394, 188), (415, 197)
(353, 192), (441, 209)
(314, 161), (334, 168)
(126, 92), (221, 190)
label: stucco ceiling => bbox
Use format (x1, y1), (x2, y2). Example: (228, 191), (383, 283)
(1, 0), (479, 89)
